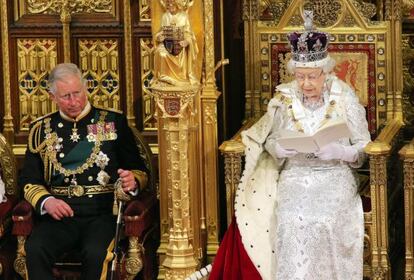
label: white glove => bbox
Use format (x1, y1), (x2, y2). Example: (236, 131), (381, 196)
(265, 138), (298, 159)
(315, 143), (358, 162)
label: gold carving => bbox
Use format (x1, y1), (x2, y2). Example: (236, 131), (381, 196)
(17, 38), (58, 130)
(152, 0), (200, 87)
(400, 141), (414, 279)
(402, 36), (414, 126)
(351, 0), (377, 21)
(303, 0), (342, 27)
(78, 39), (121, 110)
(243, 0), (259, 20)
(403, 0), (414, 17)
(151, 85), (199, 279)
(139, 0), (152, 21)
(140, 38), (157, 129)
(0, 120), (17, 197)
(14, 236), (27, 279)
(124, 0), (135, 126)
(259, 0), (290, 23)
(1, 0), (14, 142)
(24, 0), (113, 15)
(203, 104), (217, 125)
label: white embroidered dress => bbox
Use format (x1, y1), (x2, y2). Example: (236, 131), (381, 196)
(234, 75), (371, 280)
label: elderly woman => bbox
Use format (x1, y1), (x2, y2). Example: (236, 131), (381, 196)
(207, 12), (371, 280)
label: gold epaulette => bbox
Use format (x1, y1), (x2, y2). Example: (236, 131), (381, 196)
(94, 105), (123, 114)
(28, 117), (50, 154)
(30, 111), (58, 126)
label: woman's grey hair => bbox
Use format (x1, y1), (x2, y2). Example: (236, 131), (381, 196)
(48, 63), (86, 94)
(286, 56), (336, 74)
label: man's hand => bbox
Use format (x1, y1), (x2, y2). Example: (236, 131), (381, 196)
(44, 197), (74, 220)
(117, 169), (137, 193)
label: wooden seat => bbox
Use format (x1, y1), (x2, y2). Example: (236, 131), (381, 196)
(12, 127), (159, 280)
(219, 1), (405, 279)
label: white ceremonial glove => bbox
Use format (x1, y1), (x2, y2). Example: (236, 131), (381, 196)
(315, 143), (358, 162)
(265, 138), (298, 159)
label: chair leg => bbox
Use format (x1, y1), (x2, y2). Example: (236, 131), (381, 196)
(14, 236), (27, 280)
(125, 236), (143, 280)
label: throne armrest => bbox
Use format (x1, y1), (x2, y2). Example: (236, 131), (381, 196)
(0, 195), (18, 238)
(123, 191), (157, 237)
(365, 118), (404, 156)
(12, 201), (33, 236)
(219, 118), (257, 226)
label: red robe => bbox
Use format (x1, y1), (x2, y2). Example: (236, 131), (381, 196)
(209, 219), (262, 280)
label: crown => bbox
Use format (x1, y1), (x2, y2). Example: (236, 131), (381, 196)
(287, 11), (329, 65)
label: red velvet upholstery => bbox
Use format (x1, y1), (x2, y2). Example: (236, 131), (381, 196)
(11, 200), (33, 237)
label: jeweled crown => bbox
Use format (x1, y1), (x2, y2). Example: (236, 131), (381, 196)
(287, 11), (329, 64)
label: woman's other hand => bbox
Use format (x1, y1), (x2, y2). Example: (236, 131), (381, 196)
(265, 139), (298, 159)
(315, 143), (358, 162)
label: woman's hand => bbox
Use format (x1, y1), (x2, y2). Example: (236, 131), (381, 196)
(315, 143), (358, 162)
(265, 139), (298, 159)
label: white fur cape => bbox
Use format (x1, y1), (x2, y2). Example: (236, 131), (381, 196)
(234, 98), (283, 280)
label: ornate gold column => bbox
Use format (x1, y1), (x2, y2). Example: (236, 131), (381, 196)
(366, 142), (391, 280)
(151, 85), (199, 279)
(365, 118), (403, 280)
(399, 140), (414, 279)
(385, 0), (404, 121)
(0, 0), (14, 143)
(123, 0), (135, 125)
(60, 1), (72, 63)
(201, 0), (226, 261)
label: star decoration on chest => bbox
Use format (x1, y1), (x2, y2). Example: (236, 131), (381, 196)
(70, 128), (80, 142)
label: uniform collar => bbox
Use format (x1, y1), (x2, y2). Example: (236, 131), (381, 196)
(59, 101), (92, 122)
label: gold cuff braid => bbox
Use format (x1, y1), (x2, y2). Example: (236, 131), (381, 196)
(24, 184), (51, 208)
(132, 170), (148, 190)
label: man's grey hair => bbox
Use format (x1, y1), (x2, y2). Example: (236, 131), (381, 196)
(48, 63), (86, 94)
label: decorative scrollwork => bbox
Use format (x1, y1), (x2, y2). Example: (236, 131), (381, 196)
(259, 0), (291, 23)
(303, 0), (342, 27)
(26, 0), (112, 15)
(351, 0), (377, 21)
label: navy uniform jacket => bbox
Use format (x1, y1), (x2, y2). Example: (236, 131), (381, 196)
(19, 105), (149, 216)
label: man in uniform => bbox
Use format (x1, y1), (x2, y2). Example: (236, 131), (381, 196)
(19, 63), (149, 279)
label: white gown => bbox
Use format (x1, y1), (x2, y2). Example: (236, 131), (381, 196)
(234, 75), (371, 280)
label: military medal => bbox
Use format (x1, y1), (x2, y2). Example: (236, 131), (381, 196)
(95, 151), (110, 186)
(70, 123), (80, 142)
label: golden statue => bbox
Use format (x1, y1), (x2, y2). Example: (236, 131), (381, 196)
(153, 0), (199, 86)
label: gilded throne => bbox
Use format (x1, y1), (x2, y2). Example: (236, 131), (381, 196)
(220, 1), (404, 279)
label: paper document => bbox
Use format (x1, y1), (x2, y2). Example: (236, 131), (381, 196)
(277, 119), (352, 153)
